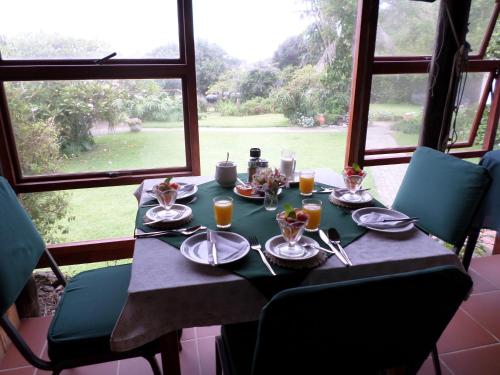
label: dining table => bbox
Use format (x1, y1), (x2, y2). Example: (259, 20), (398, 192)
(110, 169), (465, 375)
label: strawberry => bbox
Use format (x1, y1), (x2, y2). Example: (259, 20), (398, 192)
(296, 211), (309, 223)
(170, 182), (180, 190)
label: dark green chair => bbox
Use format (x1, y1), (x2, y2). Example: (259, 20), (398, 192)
(392, 146), (490, 374)
(215, 266), (472, 375)
(0, 177), (162, 375)
(393, 146), (490, 255)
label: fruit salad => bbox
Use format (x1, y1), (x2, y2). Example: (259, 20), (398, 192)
(276, 204), (309, 244)
(344, 163), (365, 177)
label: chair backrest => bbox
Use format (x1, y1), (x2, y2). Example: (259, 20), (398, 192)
(0, 177), (45, 316)
(393, 146), (490, 247)
(251, 266), (472, 374)
(473, 150), (500, 231)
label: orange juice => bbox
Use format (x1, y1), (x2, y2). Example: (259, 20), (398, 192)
(299, 176), (315, 195)
(213, 198), (233, 228)
(302, 199), (322, 232)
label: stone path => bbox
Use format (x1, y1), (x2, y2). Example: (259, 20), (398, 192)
(366, 121), (409, 206)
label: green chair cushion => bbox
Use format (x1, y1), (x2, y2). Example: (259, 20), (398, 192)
(0, 177), (45, 316)
(47, 264), (131, 362)
(393, 147), (490, 246)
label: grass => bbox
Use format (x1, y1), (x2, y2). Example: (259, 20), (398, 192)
(141, 113), (290, 129)
(55, 128), (352, 243)
(369, 103), (420, 117)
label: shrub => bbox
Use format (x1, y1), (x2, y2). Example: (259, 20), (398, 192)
(392, 116), (422, 134)
(217, 101), (241, 116)
(239, 97), (274, 115)
(14, 119), (72, 243)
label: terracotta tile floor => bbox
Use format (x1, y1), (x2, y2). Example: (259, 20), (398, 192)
(1, 256), (499, 375)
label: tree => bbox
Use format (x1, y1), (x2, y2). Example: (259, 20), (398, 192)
(149, 40), (237, 95)
(240, 68), (279, 101)
(0, 32), (108, 59)
(273, 35), (309, 69)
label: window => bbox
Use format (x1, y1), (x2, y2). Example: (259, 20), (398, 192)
(0, 0), (199, 195)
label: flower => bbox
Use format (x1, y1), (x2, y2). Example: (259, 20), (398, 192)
(252, 168), (287, 194)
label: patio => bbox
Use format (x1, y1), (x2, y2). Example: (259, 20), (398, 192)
(1, 255), (499, 375)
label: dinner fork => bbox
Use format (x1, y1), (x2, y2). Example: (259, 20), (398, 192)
(249, 235), (276, 276)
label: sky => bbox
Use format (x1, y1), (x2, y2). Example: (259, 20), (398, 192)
(2, 0), (312, 63)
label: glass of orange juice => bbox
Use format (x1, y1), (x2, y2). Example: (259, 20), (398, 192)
(302, 198), (322, 232)
(299, 170), (315, 196)
(213, 196), (233, 229)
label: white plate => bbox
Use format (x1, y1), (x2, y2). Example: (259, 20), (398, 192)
(146, 182), (198, 201)
(180, 231), (250, 265)
(265, 235), (320, 260)
(352, 207), (414, 233)
(330, 189), (373, 204)
(233, 187), (283, 200)
(145, 204), (192, 223)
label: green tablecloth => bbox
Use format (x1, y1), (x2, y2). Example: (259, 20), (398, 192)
(136, 180), (373, 297)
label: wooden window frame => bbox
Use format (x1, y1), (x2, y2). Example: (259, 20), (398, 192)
(347, 0), (500, 167)
(0, 0), (200, 194)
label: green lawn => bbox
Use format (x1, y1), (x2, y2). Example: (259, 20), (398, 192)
(142, 113), (290, 129)
(369, 103), (420, 116)
(56, 128), (355, 243)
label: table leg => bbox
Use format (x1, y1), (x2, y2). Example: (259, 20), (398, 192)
(160, 331), (181, 375)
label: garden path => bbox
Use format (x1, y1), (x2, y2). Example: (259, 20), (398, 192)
(365, 121), (409, 206)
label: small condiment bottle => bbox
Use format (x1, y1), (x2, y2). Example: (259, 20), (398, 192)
(248, 148), (261, 182)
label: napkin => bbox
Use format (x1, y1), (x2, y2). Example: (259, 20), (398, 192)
(358, 212), (412, 229)
(206, 230), (247, 264)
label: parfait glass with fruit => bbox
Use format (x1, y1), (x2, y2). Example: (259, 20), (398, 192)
(342, 163), (366, 202)
(153, 178), (179, 219)
(275, 204), (309, 258)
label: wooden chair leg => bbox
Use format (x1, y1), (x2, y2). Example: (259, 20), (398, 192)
(144, 354), (163, 375)
(431, 346), (442, 375)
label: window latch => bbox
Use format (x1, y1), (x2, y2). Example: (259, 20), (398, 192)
(95, 52), (117, 65)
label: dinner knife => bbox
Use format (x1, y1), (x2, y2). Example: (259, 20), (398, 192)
(208, 230), (218, 266)
(318, 229), (349, 266)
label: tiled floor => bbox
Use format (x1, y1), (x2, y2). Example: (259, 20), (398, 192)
(1, 256), (499, 375)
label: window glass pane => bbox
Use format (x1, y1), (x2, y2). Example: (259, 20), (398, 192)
(375, 0), (439, 56)
(5, 79), (186, 176)
(368, 74), (427, 148)
(365, 164), (407, 207)
(467, 1), (496, 53)
(0, 0), (179, 59)
(486, 21), (499, 59)
(451, 72), (490, 145)
(21, 185), (138, 244)
(193, 0), (358, 176)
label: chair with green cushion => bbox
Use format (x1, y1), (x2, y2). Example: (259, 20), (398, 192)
(215, 266), (472, 375)
(0, 177), (162, 375)
(393, 146), (490, 255)
(392, 146), (490, 374)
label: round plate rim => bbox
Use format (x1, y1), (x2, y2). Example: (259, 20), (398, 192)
(145, 204), (192, 223)
(233, 187), (283, 200)
(146, 182), (198, 201)
(331, 189), (373, 204)
(351, 207), (414, 233)
(180, 231), (250, 265)
(265, 235), (320, 260)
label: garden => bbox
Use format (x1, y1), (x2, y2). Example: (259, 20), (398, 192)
(1, 0), (497, 248)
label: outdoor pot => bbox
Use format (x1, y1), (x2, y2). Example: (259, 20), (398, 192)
(215, 161), (237, 187)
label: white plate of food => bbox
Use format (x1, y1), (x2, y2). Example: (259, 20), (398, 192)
(233, 186), (283, 200)
(352, 207), (415, 233)
(180, 231), (250, 265)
